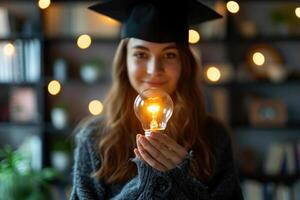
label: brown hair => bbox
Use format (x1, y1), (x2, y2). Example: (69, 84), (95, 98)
(94, 38), (214, 184)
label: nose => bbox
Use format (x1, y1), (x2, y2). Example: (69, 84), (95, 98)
(146, 57), (163, 75)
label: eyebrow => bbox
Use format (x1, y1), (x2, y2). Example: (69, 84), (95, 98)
(132, 45), (178, 51)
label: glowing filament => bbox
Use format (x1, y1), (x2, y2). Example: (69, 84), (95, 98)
(147, 104), (160, 130)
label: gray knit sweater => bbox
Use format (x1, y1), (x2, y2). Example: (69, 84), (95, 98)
(70, 116), (244, 200)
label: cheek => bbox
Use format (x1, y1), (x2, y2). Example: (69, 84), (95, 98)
(127, 59), (145, 90)
(168, 63), (181, 84)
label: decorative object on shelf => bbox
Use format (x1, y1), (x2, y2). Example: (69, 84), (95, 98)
(51, 103), (69, 130)
(238, 20), (257, 38)
(210, 88), (230, 124)
(0, 145), (59, 200)
(50, 139), (71, 173)
(0, 7), (10, 37)
(53, 58), (68, 83)
(9, 87), (38, 123)
(44, 3), (120, 38)
(203, 63), (235, 84)
(80, 59), (105, 84)
(248, 97), (287, 127)
(239, 148), (258, 174)
(245, 44), (288, 82)
(264, 142), (297, 176)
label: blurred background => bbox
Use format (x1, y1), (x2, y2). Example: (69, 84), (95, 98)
(0, 0), (300, 199)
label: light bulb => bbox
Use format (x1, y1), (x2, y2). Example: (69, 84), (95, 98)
(134, 88), (173, 136)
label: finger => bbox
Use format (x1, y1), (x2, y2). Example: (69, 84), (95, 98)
(149, 132), (188, 158)
(138, 136), (175, 169)
(137, 143), (168, 172)
(146, 136), (182, 165)
(134, 148), (143, 161)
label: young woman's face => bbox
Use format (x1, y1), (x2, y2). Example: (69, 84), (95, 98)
(126, 38), (182, 94)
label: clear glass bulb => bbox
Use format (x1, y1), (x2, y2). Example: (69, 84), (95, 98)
(134, 88), (174, 136)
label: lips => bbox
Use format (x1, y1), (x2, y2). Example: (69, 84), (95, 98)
(142, 80), (167, 86)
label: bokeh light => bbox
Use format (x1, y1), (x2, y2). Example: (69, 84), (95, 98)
(77, 34), (92, 49)
(226, 1), (240, 14)
(89, 100), (104, 116)
(38, 0), (51, 9)
(295, 7), (300, 18)
(206, 66), (221, 82)
(252, 52), (265, 66)
(3, 43), (15, 56)
(189, 29), (200, 44)
(48, 80), (61, 95)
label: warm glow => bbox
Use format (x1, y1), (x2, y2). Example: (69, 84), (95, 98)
(100, 15), (119, 26)
(295, 7), (300, 18)
(38, 0), (51, 9)
(3, 43), (15, 56)
(147, 104), (160, 114)
(77, 34), (92, 49)
(206, 66), (221, 82)
(226, 1), (240, 14)
(89, 100), (103, 116)
(253, 52), (265, 66)
(189, 29), (200, 44)
(48, 80), (61, 95)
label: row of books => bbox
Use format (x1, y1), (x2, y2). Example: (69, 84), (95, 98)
(0, 39), (41, 83)
(264, 142), (300, 176)
(44, 3), (120, 38)
(242, 180), (300, 200)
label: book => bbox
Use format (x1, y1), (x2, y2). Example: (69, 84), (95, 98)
(0, 7), (10, 37)
(264, 143), (285, 175)
(242, 180), (264, 200)
(9, 87), (38, 123)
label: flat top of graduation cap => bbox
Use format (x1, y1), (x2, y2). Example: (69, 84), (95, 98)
(89, 0), (222, 43)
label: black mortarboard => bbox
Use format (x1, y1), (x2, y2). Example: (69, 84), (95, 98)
(88, 0), (222, 43)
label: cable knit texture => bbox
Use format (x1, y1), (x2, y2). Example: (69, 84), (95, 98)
(70, 116), (244, 200)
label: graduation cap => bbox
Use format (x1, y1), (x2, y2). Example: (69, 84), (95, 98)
(89, 0), (222, 43)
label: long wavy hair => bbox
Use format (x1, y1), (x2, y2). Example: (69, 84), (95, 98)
(94, 38), (215, 184)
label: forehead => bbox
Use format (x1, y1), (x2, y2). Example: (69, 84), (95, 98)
(127, 38), (177, 50)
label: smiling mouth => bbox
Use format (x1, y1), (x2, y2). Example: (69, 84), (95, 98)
(143, 81), (167, 86)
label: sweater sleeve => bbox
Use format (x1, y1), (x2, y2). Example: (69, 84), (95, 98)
(164, 130), (244, 200)
(70, 118), (107, 200)
(112, 122), (244, 200)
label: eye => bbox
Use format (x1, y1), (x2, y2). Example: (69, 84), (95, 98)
(133, 52), (148, 59)
(164, 52), (178, 59)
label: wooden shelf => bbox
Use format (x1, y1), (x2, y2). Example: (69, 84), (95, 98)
(0, 122), (42, 129)
(0, 35), (42, 41)
(233, 125), (300, 131)
(205, 80), (300, 88)
(241, 172), (300, 184)
(45, 77), (111, 86)
(45, 123), (74, 136)
(44, 36), (119, 44)
(0, 82), (41, 87)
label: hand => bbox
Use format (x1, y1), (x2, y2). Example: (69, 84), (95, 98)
(134, 132), (188, 172)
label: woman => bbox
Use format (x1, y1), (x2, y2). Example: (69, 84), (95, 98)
(71, 0), (243, 199)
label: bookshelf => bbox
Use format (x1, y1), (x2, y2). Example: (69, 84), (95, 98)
(0, 0), (300, 199)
